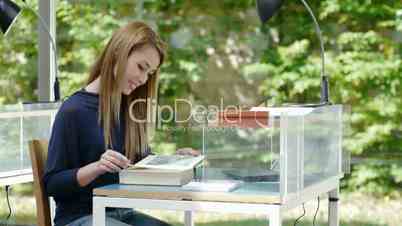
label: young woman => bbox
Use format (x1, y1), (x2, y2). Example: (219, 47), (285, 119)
(44, 21), (195, 226)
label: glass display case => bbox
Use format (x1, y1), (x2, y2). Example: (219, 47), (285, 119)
(191, 105), (347, 203)
(0, 103), (60, 178)
(93, 105), (347, 226)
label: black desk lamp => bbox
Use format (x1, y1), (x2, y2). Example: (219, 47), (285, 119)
(0, 0), (60, 102)
(256, 0), (331, 107)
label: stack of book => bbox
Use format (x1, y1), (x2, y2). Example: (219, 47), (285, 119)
(119, 155), (204, 186)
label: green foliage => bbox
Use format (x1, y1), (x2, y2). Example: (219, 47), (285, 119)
(343, 163), (402, 196)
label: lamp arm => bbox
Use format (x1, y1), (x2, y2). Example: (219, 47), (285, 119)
(300, 0), (324, 77)
(300, 0), (329, 104)
(23, 5), (60, 101)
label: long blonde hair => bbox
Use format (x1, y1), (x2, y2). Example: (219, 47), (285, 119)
(87, 21), (166, 162)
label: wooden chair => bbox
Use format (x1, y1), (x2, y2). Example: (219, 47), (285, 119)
(28, 139), (52, 226)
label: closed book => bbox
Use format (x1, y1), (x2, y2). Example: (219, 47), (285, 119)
(119, 168), (194, 186)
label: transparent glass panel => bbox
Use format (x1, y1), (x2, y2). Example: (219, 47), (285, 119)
(277, 105), (344, 200)
(282, 112), (303, 198)
(342, 105), (351, 174)
(184, 106), (344, 202)
(0, 103), (59, 177)
(0, 117), (20, 173)
(201, 126), (277, 181)
(183, 110), (281, 196)
(302, 105), (343, 190)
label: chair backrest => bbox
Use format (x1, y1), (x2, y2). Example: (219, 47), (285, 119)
(28, 139), (52, 226)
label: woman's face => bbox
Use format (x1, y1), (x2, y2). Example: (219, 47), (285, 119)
(119, 45), (160, 95)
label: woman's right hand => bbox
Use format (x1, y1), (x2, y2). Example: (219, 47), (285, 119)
(96, 149), (130, 174)
(77, 150), (130, 187)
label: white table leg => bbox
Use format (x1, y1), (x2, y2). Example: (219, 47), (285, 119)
(184, 210), (194, 226)
(328, 188), (339, 226)
(93, 197), (106, 226)
(268, 207), (282, 226)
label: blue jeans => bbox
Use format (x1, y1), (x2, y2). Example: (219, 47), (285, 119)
(67, 208), (171, 226)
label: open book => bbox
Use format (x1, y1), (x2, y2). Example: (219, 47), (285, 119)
(120, 155), (204, 186)
(128, 154), (204, 171)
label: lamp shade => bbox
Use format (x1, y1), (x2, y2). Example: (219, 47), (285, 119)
(0, 0), (21, 35)
(255, 0), (331, 106)
(256, 0), (283, 23)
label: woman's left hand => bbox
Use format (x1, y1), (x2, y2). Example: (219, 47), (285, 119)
(175, 147), (200, 156)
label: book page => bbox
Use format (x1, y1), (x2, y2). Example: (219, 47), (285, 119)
(130, 155), (204, 171)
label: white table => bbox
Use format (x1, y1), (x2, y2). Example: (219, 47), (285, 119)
(93, 176), (340, 226)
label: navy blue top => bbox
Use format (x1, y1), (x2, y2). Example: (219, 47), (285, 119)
(43, 89), (150, 226)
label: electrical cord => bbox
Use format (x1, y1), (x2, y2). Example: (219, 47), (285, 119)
(293, 203), (306, 226)
(5, 185), (12, 226)
(312, 197), (320, 226)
